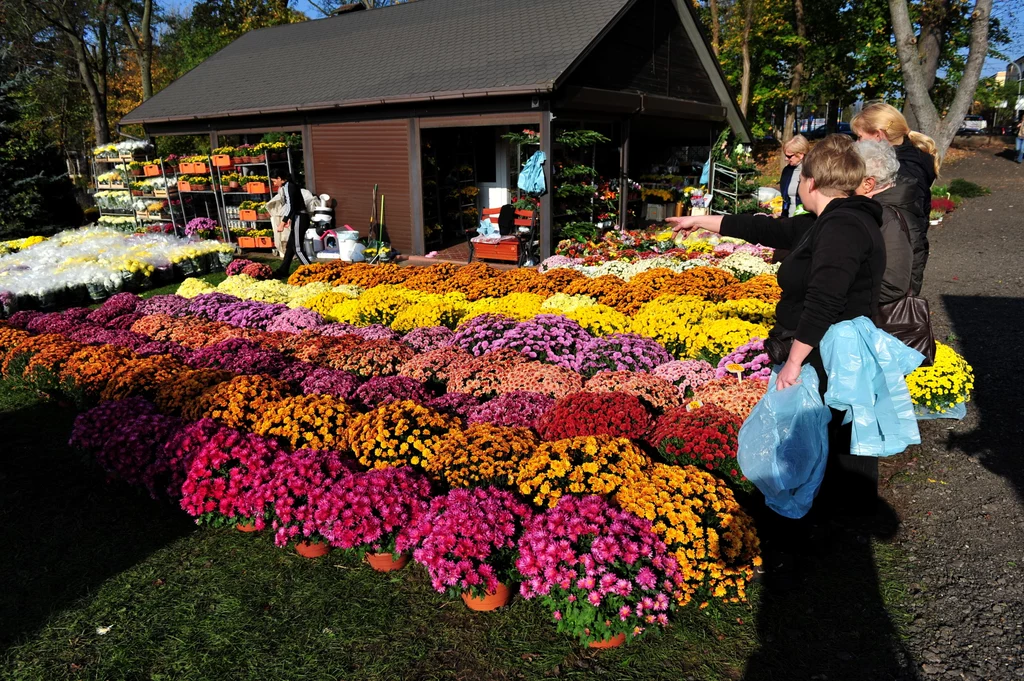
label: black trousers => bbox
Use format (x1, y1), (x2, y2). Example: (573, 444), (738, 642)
(275, 213), (308, 276)
(752, 347), (880, 555)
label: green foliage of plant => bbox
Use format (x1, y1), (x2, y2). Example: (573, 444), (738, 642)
(557, 221), (599, 243)
(556, 164), (597, 179)
(947, 178), (989, 198)
(556, 130), (610, 149)
(555, 184), (597, 199)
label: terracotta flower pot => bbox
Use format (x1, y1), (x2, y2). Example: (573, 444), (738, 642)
(365, 552), (410, 572)
(236, 521), (259, 533)
(131, 168), (143, 177)
(295, 541), (329, 558)
(461, 582), (512, 611)
(588, 632), (626, 649)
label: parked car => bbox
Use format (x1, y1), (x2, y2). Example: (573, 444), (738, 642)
(805, 122), (854, 140)
(957, 115), (987, 135)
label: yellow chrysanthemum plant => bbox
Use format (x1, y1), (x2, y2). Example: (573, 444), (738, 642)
(514, 435), (649, 508)
(906, 342), (974, 416)
(615, 463), (762, 608)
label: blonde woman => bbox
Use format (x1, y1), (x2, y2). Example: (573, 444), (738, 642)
(780, 134), (810, 217)
(852, 103), (937, 292)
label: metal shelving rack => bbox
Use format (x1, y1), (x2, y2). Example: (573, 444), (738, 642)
(173, 153), (229, 241)
(91, 147), (159, 232)
(709, 162), (758, 216)
(214, 147), (295, 249)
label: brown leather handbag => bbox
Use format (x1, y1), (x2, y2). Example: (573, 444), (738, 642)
(874, 210), (936, 366)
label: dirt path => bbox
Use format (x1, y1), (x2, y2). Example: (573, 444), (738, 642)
(879, 143), (1024, 681)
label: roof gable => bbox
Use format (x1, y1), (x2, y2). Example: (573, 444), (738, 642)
(122, 0), (630, 124)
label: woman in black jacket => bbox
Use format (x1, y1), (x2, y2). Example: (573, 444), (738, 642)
(668, 134), (886, 521)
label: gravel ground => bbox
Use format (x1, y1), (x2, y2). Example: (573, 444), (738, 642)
(880, 143), (1024, 681)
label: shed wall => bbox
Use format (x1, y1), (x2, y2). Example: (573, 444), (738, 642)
(310, 120), (415, 255)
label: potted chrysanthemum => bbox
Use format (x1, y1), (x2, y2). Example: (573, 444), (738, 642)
(319, 466), (432, 572)
(517, 495), (686, 648)
(399, 487), (532, 610)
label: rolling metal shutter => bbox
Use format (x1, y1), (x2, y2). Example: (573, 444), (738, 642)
(310, 120), (415, 255)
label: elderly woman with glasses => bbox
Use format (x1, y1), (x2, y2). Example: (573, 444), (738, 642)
(779, 134), (810, 217)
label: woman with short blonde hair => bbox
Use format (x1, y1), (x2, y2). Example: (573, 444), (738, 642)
(779, 134), (810, 217)
(669, 134), (887, 534)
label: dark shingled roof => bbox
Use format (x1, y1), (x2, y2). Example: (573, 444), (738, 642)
(121, 0), (632, 124)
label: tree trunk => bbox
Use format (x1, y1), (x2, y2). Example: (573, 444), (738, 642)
(710, 0), (721, 56)
(119, 0), (154, 100)
(904, 0), (951, 130)
(781, 0), (805, 163)
(739, 0), (754, 116)
(889, 0), (992, 161)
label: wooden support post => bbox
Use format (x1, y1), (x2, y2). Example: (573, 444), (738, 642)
(619, 119), (630, 230)
(539, 111), (553, 260)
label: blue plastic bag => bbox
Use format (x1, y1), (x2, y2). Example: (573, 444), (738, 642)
(738, 365), (831, 519)
(517, 151), (547, 194)
(820, 317), (924, 457)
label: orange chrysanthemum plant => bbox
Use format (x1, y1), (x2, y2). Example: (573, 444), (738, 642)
(253, 394), (356, 452)
(615, 463), (761, 607)
(185, 374), (291, 430)
(347, 399), (459, 469)
(422, 423), (538, 489)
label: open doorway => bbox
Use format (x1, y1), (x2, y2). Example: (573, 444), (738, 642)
(420, 125), (529, 258)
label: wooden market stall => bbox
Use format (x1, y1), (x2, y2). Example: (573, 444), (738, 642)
(121, 0), (750, 261)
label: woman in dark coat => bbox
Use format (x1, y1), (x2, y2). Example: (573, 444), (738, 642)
(852, 103), (937, 294)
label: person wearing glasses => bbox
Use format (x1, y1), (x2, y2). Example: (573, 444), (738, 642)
(779, 135), (809, 217)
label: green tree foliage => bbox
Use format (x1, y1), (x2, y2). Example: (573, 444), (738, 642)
(160, 0), (306, 78)
(0, 47), (82, 238)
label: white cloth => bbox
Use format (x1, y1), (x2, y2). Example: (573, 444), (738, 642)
(267, 186), (319, 256)
(785, 163), (802, 217)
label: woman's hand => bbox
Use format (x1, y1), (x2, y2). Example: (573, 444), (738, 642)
(666, 215), (724, 236)
(775, 360), (802, 391)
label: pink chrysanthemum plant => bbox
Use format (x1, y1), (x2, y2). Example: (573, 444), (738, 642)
(262, 448), (356, 548)
(398, 487), (533, 599)
(319, 466), (432, 559)
(516, 495), (686, 646)
(179, 427), (285, 529)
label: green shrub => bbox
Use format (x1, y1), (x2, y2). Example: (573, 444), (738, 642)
(947, 178), (989, 198)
